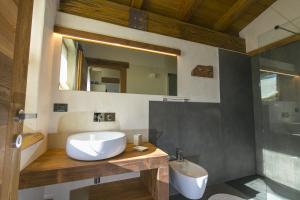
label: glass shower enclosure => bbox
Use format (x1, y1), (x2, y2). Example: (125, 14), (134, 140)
(252, 39), (300, 200)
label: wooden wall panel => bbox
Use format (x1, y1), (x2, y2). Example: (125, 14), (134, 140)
(0, 1), (17, 197)
(0, 1), (18, 58)
(0, 54), (12, 185)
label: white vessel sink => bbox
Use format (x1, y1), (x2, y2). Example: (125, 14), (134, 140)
(66, 131), (126, 161)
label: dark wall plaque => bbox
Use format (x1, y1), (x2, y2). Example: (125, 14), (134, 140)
(53, 103), (68, 112)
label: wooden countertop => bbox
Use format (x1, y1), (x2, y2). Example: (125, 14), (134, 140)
(19, 143), (168, 189)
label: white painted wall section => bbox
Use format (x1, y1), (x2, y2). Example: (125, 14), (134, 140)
(240, 0), (300, 52)
(20, 0), (59, 170)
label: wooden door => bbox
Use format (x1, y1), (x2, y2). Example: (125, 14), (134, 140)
(0, 0), (33, 199)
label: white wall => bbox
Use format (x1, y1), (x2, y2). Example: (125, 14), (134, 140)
(21, 0), (59, 170)
(48, 12), (220, 137)
(240, 0), (300, 52)
(24, 0), (45, 133)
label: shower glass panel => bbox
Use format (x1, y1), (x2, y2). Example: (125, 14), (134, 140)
(254, 40), (300, 200)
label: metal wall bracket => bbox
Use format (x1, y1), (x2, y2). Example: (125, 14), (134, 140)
(129, 8), (148, 31)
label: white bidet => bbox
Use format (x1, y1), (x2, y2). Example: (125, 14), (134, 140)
(170, 159), (208, 199)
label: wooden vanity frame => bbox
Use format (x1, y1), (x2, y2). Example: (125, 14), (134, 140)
(19, 143), (169, 200)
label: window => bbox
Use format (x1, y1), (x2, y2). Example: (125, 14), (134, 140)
(260, 73), (278, 100)
(59, 42), (69, 90)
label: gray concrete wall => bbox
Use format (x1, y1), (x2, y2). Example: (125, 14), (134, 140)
(219, 49), (256, 182)
(149, 49), (256, 185)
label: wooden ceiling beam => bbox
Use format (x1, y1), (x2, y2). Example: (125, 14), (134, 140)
(54, 26), (181, 56)
(130, 0), (144, 9)
(59, 0), (246, 52)
(179, 0), (203, 21)
(214, 0), (256, 32)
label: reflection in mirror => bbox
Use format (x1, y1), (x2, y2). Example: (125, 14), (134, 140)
(59, 37), (177, 96)
(258, 46), (300, 136)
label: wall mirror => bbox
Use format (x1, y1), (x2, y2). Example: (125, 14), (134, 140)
(59, 37), (178, 96)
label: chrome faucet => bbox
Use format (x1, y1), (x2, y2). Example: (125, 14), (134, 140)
(176, 148), (184, 162)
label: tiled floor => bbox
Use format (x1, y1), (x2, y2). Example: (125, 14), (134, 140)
(170, 175), (300, 200)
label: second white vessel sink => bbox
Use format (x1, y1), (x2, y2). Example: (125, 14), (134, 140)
(66, 131), (126, 161)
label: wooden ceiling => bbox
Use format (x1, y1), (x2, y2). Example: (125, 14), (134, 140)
(110, 0), (276, 34)
(59, 0), (277, 52)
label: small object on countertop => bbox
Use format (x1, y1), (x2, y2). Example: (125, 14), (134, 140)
(133, 134), (142, 146)
(133, 146), (149, 152)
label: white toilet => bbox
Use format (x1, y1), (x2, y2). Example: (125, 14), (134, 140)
(170, 159), (208, 199)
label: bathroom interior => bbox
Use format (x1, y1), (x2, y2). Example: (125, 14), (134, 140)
(1, 0), (300, 200)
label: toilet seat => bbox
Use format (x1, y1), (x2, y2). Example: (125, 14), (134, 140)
(208, 193), (245, 200)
